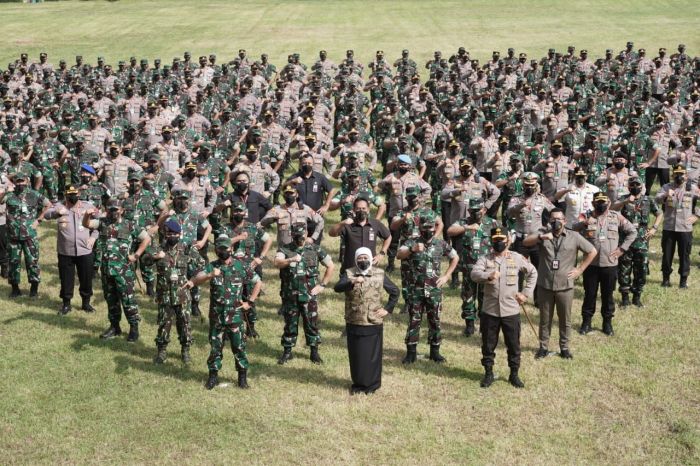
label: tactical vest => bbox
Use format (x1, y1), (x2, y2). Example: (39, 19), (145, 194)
(344, 268), (386, 325)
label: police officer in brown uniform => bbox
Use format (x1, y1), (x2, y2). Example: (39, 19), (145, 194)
(573, 192), (637, 336)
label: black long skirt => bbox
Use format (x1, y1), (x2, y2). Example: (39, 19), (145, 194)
(346, 323), (383, 394)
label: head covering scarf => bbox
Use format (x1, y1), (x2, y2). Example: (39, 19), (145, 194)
(355, 247), (373, 276)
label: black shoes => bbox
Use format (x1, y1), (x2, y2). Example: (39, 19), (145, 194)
(310, 346), (323, 364)
(480, 367), (494, 388)
(100, 325), (122, 339)
(278, 347), (293, 365)
(508, 370), (525, 388)
(205, 370), (219, 390)
(535, 348), (549, 359)
(246, 322), (259, 338)
(679, 277), (688, 289)
(632, 293), (643, 307)
(181, 347), (191, 364)
(559, 349), (573, 359)
(146, 281), (155, 298)
(463, 320), (475, 337)
(154, 347), (167, 364)
(59, 299), (72, 315)
(238, 370), (249, 389)
(9, 284), (21, 298)
(661, 276), (671, 287)
(429, 344), (446, 363)
(579, 317), (592, 335)
(81, 297), (95, 313)
(620, 292), (630, 307)
(126, 324), (139, 342)
(29, 282), (38, 298)
(402, 345), (417, 364)
(602, 318), (614, 336)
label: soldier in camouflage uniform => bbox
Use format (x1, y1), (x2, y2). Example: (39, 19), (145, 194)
(396, 211), (458, 364)
(190, 235), (262, 390)
(31, 124), (65, 202)
(143, 220), (206, 365)
(1, 172), (51, 298)
(447, 198), (501, 336)
(274, 223), (335, 365)
(77, 164), (110, 273)
(83, 199), (151, 342)
(218, 200), (272, 338)
(612, 175), (662, 307)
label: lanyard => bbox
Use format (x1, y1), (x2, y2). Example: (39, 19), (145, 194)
(552, 235), (564, 259)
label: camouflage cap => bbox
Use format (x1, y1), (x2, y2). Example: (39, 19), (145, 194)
(291, 222), (307, 236)
(128, 171), (143, 181)
(419, 211), (437, 228)
(469, 198), (485, 210)
(231, 200), (246, 212)
(405, 185), (421, 197)
(173, 188), (191, 199)
(147, 151), (161, 161)
(215, 235), (232, 248)
(105, 199), (121, 210)
(628, 175), (642, 185)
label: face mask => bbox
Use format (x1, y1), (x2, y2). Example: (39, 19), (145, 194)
(594, 203), (608, 214)
(551, 148), (562, 156)
(354, 211), (368, 222)
(162, 133), (172, 141)
(165, 236), (179, 246)
(406, 196), (418, 207)
(128, 182), (140, 194)
(235, 182), (248, 193)
(107, 210), (119, 220)
(398, 167), (409, 175)
(674, 175), (685, 185)
(524, 186), (535, 196)
(66, 194), (79, 204)
(550, 220), (563, 232)
(216, 250), (231, 260)
(629, 186), (642, 196)
(460, 169), (472, 178)
(575, 176), (586, 185)
(232, 213), (245, 223)
(284, 194), (296, 205)
(174, 199), (188, 211)
(356, 260), (371, 271)
(492, 241), (507, 253)
(293, 235), (306, 246)
(301, 165), (312, 174)
(470, 210), (482, 222)
(81, 176), (92, 185)
(185, 171), (196, 180)
(613, 161), (625, 170)
(246, 153), (258, 162)
(14, 184), (26, 194)
(420, 229), (435, 241)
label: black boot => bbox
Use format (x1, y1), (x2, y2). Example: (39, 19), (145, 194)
(602, 318), (614, 336)
(560, 349), (573, 359)
(205, 370), (219, 390)
(661, 275), (671, 287)
(277, 347), (293, 365)
(59, 299), (72, 315)
(246, 322), (259, 338)
(385, 259), (394, 273)
(535, 347), (548, 359)
(679, 277), (688, 289)
(81, 297), (95, 313)
(154, 346), (167, 364)
(429, 344), (446, 363)
(480, 366), (494, 388)
(8, 284), (21, 298)
(579, 316), (592, 335)
(399, 303), (409, 314)
(620, 292), (630, 307)
(310, 346), (323, 364)
(100, 324), (122, 339)
(146, 281), (155, 298)
(181, 346), (191, 364)
(191, 302), (201, 317)
(402, 345), (417, 364)
(0, 263), (7, 279)
(449, 274), (459, 289)
(237, 370), (249, 389)
(508, 369), (525, 388)
(29, 282), (38, 298)
(463, 319), (475, 337)
(126, 324), (139, 342)
(632, 293), (643, 307)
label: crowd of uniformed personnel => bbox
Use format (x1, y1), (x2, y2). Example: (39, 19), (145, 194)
(0, 42), (698, 390)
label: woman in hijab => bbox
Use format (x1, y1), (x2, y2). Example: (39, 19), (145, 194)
(334, 247), (392, 395)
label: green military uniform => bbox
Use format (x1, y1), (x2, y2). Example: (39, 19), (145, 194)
(31, 130), (63, 202)
(144, 220), (206, 364)
(4, 174), (50, 294)
(617, 177), (661, 306)
(78, 164), (110, 271)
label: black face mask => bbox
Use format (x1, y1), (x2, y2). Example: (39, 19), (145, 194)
(301, 165), (313, 174)
(235, 182), (248, 193)
(594, 203), (608, 214)
(550, 220), (563, 232)
(406, 196), (418, 207)
(14, 184), (26, 194)
(629, 186), (642, 196)
(524, 186), (536, 196)
(354, 211), (368, 222)
(613, 161), (625, 170)
(357, 260), (371, 271)
(246, 153), (258, 162)
(216, 250), (231, 260)
(551, 148), (562, 156)
(293, 235), (306, 246)
(174, 199), (188, 211)
(470, 210), (483, 222)
(81, 176), (92, 185)
(128, 182), (140, 194)
(162, 133), (172, 141)
(575, 176), (586, 185)
(674, 175), (685, 185)
(492, 240), (507, 253)
(420, 229), (435, 241)
(184, 171), (196, 180)
(66, 194), (79, 204)
(165, 236), (179, 246)
(107, 210), (120, 220)
(232, 213), (245, 223)
(398, 167), (409, 175)
(284, 194), (296, 205)
(460, 169), (472, 178)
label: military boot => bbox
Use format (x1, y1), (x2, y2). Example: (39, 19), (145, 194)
(154, 346), (167, 364)
(310, 346), (323, 364)
(205, 370), (219, 390)
(246, 322), (259, 338)
(679, 277), (688, 289)
(385, 258), (394, 273)
(81, 296), (95, 313)
(126, 324), (139, 342)
(8, 284), (21, 298)
(579, 316), (592, 335)
(0, 263), (7, 279)
(508, 369), (525, 388)
(237, 370), (249, 389)
(632, 293), (643, 307)
(59, 299), (72, 315)
(602, 318), (614, 336)
(29, 282), (39, 298)
(480, 366), (494, 388)
(463, 320), (476, 337)
(191, 302), (201, 317)
(661, 275), (671, 287)
(100, 324), (122, 339)
(399, 303), (409, 314)
(429, 344), (446, 363)
(277, 347), (293, 365)
(449, 273), (459, 289)
(402, 345), (417, 364)
(620, 292), (630, 307)
(181, 346), (191, 364)
(146, 281), (155, 298)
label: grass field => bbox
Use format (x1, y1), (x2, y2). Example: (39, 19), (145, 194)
(2, 0), (700, 464)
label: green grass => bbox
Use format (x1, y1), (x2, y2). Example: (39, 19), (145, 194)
(2, 0), (700, 464)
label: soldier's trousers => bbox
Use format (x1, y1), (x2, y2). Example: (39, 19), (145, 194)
(207, 320), (248, 372)
(281, 298), (320, 348)
(618, 248), (648, 294)
(43, 175), (60, 203)
(102, 269), (140, 326)
(155, 304), (192, 349)
(93, 240), (103, 271)
(405, 295), (442, 346)
(387, 230), (400, 265)
(139, 247), (156, 285)
(460, 267), (482, 322)
(0, 225), (7, 271)
(242, 282), (257, 324)
(400, 261), (412, 305)
(8, 236), (40, 285)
